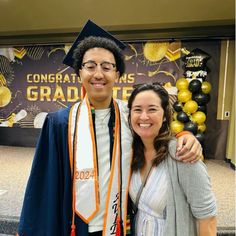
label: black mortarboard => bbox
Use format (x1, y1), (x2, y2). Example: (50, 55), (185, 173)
(63, 19), (126, 68)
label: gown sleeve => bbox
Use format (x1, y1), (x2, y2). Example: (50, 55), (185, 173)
(17, 109), (73, 236)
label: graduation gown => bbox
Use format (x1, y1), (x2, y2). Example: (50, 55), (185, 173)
(17, 108), (89, 236)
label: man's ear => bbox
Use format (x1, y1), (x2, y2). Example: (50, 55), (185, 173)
(79, 69), (82, 78)
(78, 69), (84, 85)
(115, 71), (120, 83)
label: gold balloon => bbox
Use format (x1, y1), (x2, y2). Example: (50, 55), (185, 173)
(177, 89), (192, 103)
(191, 111), (206, 124)
(173, 112), (178, 120)
(183, 100), (198, 114)
(143, 42), (169, 62)
(198, 123), (206, 132)
(170, 120), (184, 134)
(201, 81), (212, 94)
(0, 86), (11, 107)
(176, 78), (189, 91)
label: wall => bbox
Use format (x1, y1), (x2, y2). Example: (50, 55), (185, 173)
(0, 0), (235, 45)
(216, 40), (235, 165)
(0, 0), (235, 158)
(217, 40), (235, 120)
(226, 85), (235, 166)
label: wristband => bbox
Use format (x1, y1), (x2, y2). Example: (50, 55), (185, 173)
(175, 130), (191, 138)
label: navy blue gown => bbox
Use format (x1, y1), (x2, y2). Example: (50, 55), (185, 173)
(17, 108), (88, 236)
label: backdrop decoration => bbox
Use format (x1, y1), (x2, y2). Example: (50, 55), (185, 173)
(198, 123), (206, 133)
(177, 89), (192, 103)
(177, 111), (189, 123)
(0, 109), (27, 127)
(176, 77), (189, 90)
(188, 79), (202, 93)
(173, 101), (183, 112)
(184, 121), (198, 135)
(0, 73), (12, 107)
(170, 120), (184, 134)
(195, 132), (205, 144)
(201, 81), (212, 94)
(197, 105), (207, 114)
(173, 112), (178, 121)
(172, 48), (212, 158)
(183, 100), (198, 114)
(143, 42), (169, 62)
(192, 92), (211, 105)
(182, 48), (210, 72)
(191, 111), (206, 124)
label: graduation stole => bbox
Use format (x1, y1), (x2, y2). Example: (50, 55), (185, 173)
(68, 95), (124, 236)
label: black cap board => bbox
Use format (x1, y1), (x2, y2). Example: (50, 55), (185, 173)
(63, 19), (126, 68)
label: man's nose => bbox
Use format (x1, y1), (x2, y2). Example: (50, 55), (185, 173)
(93, 65), (104, 78)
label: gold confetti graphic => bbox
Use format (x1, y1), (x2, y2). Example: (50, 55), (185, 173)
(143, 42), (169, 62)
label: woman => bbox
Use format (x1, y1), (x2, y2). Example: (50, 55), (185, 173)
(128, 84), (217, 236)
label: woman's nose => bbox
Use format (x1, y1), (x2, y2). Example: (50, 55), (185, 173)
(140, 111), (149, 120)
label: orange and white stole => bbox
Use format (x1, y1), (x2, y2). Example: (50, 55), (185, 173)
(68, 95), (129, 236)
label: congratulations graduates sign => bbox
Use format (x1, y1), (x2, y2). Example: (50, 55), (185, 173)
(0, 41), (181, 129)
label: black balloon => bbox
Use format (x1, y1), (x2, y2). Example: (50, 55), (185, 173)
(192, 93), (210, 105)
(198, 105), (207, 114)
(195, 133), (205, 144)
(177, 111), (189, 123)
(184, 121), (198, 135)
(188, 79), (202, 93)
(173, 101), (183, 112)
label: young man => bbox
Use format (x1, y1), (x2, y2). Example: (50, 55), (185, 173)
(17, 20), (202, 236)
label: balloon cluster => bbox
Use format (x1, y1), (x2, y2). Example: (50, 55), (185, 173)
(171, 48), (212, 145)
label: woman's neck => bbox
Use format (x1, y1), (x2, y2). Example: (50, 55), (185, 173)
(144, 148), (156, 162)
(140, 144), (156, 180)
(142, 140), (156, 163)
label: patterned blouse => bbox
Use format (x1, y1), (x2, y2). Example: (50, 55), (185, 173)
(129, 161), (168, 236)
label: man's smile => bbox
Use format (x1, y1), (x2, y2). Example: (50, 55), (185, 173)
(90, 81), (106, 88)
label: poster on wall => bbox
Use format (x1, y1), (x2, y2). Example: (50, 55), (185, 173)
(0, 39), (224, 160)
(0, 41), (181, 130)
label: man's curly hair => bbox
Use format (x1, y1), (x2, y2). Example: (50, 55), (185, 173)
(72, 36), (125, 76)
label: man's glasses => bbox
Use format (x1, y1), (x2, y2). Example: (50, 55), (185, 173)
(81, 61), (116, 73)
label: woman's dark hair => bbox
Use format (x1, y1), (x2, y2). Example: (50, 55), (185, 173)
(128, 84), (172, 171)
(72, 36), (125, 77)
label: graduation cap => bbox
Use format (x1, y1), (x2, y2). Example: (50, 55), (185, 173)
(63, 19), (126, 68)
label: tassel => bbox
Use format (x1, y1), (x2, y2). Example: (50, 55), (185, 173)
(116, 217), (121, 236)
(70, 224), (76, 236)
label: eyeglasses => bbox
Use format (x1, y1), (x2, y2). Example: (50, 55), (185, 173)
(81, 61), (116, 73)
